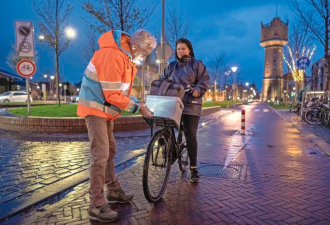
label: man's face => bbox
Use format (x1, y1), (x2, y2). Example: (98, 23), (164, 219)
(132, 44), (149, 62)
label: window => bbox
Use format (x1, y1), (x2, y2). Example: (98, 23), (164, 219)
(274, 27), (278, 36)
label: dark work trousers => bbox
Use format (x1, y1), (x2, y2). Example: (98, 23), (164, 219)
(182, 114), (200, 167)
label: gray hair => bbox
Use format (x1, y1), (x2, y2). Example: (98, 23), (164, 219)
(130, 29), (157, 51)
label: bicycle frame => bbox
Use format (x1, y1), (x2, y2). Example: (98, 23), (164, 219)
(144, 117), (185, 165)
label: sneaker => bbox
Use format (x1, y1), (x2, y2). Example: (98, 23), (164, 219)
(106, 187), (133, 203)
(190, 168), (200, 183)
(88, 203), (118, 222)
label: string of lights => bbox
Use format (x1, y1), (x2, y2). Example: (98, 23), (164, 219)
(281, 45), (316, 82)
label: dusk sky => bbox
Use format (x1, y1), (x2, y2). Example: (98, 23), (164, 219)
(0, 0), (322, 91)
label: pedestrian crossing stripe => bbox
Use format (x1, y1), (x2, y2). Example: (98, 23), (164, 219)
(242, 108), (270, 112)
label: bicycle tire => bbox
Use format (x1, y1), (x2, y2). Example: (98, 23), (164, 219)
(304, 109), (320, 125)
(143, 129), (172, 203)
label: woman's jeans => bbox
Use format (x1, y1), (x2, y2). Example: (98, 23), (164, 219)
(85, 116), (120, 207)
(182, 114), (200, 167)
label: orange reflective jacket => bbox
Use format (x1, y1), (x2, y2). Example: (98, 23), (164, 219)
(77, 30), (139, 120)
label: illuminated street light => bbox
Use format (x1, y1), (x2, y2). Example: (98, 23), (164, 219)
(39, 35), (45, 40)
(231, 66), (238, 103)
(65, 27), (76, 38)
(245, 82), (249, 87)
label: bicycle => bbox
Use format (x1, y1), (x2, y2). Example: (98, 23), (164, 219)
(142, 89), (192, 203)
(289, 102), (301, 114)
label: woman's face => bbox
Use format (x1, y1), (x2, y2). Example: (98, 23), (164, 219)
(176, 43), (190, 59)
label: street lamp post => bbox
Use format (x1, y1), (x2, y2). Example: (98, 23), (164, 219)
(245, 82), (249, 102)
(231, 66), (238, 107)
(43, 74), (48, 100)
(284, 90), (287, 107)
(50, 76), (55, 98)
(59, 83), (62, 100)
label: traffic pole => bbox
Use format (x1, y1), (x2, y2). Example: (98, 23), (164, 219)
(241, 109), (245, 135)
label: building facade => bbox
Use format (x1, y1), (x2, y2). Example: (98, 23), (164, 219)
(311, 57), (328, 92)
(260, 17), (288, 102)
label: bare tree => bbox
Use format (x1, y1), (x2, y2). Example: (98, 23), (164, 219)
(209, 52), (226, 101)
(81, 29), (99, 66)
(166, 5), (192, 48)
(33, 0), (73, 106)
(82, 0), (159, 33)
(288, 0), (330, 91)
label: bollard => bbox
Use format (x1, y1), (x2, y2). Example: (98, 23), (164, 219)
(241, 109), (245, 135)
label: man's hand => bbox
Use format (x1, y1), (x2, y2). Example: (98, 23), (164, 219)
(139, 103), (153, 118)
(192, 90), (199, 97)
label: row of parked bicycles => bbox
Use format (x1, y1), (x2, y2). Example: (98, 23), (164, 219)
(289, 98), (330, 127)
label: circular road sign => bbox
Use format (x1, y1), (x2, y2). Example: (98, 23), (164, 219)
(154, 43), (173, 60)
(19, 42), (32, 53)
(297, 56), (311, 70)
(16, 59), (36, 77)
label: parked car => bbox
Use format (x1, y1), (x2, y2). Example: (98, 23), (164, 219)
(0, 91), (33, 103)
(71, 95), (79, 103)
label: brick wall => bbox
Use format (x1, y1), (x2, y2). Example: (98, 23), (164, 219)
(0, 116), (150, 133)
(0, 107), (220, 133)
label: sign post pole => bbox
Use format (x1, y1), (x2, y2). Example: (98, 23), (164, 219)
(15, 21), (35, 115)
(26, 78), (31, 115)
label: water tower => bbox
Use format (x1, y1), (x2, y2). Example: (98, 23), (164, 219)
(260, 17), (288, 102)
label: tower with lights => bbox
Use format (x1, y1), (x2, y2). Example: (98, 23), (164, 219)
(260, 17), (288, 102)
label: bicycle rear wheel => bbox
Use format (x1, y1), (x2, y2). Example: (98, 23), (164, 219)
(304, 109), (320, 125)
(143, 129), (172, 203)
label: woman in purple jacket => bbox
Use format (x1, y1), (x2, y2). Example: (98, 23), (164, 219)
(163, 38), (210, 182)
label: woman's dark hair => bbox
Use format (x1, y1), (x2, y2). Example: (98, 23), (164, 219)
(175, 38), (195, 60)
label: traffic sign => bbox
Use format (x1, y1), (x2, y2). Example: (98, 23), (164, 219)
(15, 21), (34, 57)
(297, 56), (310, 70)
(154, 43), (173, 60)
(16, 60), (36, 77)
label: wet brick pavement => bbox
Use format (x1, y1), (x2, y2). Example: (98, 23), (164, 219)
(4, 104), (330, 224)
(0, 110), (230, 216)
(0, 128), (150, 206)
(277, 110), (330, 146)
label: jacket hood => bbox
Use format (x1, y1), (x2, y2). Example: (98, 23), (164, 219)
(98, 30), (132, 58)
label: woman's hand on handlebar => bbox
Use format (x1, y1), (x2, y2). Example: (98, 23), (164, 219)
(185, 85), (199, 97)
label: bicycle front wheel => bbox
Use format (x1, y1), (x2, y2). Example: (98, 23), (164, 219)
(143, 129), (172, 203)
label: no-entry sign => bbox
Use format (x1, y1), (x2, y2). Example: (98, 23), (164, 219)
(16, 59), (36, 77)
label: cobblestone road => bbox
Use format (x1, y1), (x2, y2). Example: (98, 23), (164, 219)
(0, 110), (230, 209)
(4, 104), (330, 225)
(278, 110), (330, 146)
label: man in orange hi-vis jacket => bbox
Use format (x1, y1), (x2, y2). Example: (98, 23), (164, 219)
(77, 29), (156, 223)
